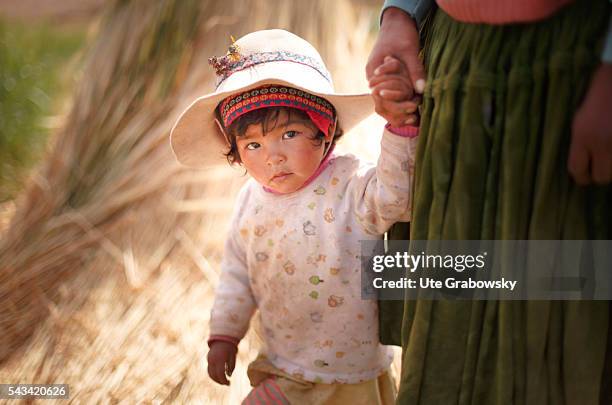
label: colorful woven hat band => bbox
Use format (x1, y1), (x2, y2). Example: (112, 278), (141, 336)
(219, 85), (336, 136)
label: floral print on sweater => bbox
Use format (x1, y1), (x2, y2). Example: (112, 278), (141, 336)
(210, 130), (418, 384)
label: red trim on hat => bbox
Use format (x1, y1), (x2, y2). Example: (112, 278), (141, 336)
(305, 110), (331, 138)
(219, 85), (335, 135)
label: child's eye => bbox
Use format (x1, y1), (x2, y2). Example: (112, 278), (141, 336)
(283, 130), (298, 139)
(245, 142), (260, 150)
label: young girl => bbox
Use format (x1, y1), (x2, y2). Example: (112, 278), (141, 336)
(170, 29), (418, 404)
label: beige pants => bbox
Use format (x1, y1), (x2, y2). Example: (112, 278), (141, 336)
(243, 354), (397, 405)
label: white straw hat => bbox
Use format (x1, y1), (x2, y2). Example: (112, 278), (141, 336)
(170, 29), (373, 168)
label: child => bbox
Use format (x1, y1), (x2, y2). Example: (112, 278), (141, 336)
(170, 29), (418, 404)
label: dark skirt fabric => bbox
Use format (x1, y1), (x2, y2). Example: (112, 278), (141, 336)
(380, 1), (612, 403)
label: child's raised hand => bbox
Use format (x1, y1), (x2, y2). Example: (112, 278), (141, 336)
(207, 341), (237, 385)
(369, 56), (420, 127)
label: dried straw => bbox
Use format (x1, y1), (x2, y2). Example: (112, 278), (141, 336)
(0, 0), (206, 363)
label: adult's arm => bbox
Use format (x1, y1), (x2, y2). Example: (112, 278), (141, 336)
(366, 0), (434, 90)
(367, 1), (434, 124)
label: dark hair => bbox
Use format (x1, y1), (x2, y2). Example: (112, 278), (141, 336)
(215, 106), (343, 165)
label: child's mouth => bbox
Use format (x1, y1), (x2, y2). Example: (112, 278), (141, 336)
(271, 172), (292, 182)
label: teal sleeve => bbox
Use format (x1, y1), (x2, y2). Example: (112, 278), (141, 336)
(603, 11), (612, 62)
(380, 0), (435, 27)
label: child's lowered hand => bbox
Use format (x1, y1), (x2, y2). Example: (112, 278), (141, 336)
(369, 56), (420, 127)
(207, 341), (237, 385)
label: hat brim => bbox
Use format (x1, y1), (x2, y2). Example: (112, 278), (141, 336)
(170, 77), (373, 169)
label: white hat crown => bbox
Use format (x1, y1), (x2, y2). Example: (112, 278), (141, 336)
(210, 29), (334, 94)
(170, 29), (372, 168)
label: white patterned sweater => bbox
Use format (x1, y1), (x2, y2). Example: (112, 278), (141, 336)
(210, 130), (418, 384)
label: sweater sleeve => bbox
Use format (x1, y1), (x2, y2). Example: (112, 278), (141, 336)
(209, 188), (257, 341)
(381, 0), (435, 27)
(347, 128), (418, 235)
(603, 8), (612, 63)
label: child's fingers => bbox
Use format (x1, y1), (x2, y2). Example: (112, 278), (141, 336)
(216, 361), (230, 385)
(373, 56), (403, 76)
(227, 352), (236, 377)
(387, 113), (419, 128)
(377, 97), (420, 115)
(376, 88), (420, 107)
(207, 352), (230, 385)
(368, 73), (412, 89)
(378, 89), (405, 101)
(370, 80), (415, 103)
(372, 81), (415, 101)
(210, 361), (227, 385)
(373, 94), (419, 126)
(208, 360), (224, 385)
(367, 74), (385, 88)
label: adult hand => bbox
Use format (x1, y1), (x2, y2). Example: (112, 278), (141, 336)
(207, 340), (237, 385)
(370, 56), (420, 127)
(568, 64), (612, 185)
(366, 7), (425, 94)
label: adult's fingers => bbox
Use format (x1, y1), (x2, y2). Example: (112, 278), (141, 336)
(568, 139), (591, 185)
(366, 42), (387, 80)
(366, 6), (420, 82)
(404, 51), (426, 94)
(567, 64), (612, 185)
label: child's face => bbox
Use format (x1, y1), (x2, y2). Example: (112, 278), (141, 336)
(236, 110), (326, 194)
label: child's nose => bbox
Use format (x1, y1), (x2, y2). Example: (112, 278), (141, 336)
(267, 153), (286, 165)
(267, 148), (286, 165)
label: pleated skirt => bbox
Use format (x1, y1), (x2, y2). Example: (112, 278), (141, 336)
(384, 1), (612, 403)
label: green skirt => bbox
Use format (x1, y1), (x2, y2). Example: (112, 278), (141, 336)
(381, 1), (612, 404)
